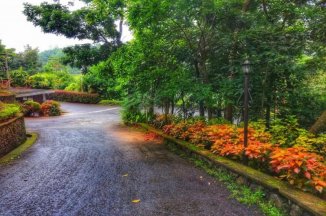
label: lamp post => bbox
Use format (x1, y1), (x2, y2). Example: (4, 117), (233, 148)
(242, 59), (251, 148)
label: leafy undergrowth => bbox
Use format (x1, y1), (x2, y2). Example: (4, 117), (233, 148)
(151, 115), (326, 196)
(165, 142), (284, 216)
(0, 102), (21, 123)
(99, 99), (122, 106)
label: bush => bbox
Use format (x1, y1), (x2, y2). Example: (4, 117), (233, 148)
(0, 102), (21, 123)
(41, 100), (61, 116)
(27, 73), (56, 89)
(48, 90), (100, 104)
(27, 71), (75, 90)
(99, 99), (122, 106)
(22, 100), (41, 117)
(10, 68), (29, 87)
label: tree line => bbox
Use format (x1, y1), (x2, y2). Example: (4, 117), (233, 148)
(22, 0), (326, 130)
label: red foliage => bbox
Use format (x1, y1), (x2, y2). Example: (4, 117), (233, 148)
(157, 120), (326, 194)
(48, 90), (100, 104)
(270, 147), (326, 193)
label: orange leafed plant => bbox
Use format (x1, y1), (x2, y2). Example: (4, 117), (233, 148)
(270, 147), (326, 193)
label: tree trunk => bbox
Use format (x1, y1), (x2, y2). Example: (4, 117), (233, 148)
(171, 100), (175, 115)
(208, 107), (213, 120)
(225, 105), (233, 122)
(309, 110), (326, 134)
(164, 100), (170, 115)
(199, 101), (205, 117)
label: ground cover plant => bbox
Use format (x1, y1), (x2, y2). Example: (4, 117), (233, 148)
(0, 102), (21, 123)
(151, 114), (326, 196)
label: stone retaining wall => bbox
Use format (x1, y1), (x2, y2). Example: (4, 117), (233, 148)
(0, 115), (26, 157)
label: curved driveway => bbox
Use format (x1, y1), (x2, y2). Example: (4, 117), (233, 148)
(0, 103), (262, 216)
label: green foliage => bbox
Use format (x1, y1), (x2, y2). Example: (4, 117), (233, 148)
(99, 99), (122, 106)
(269, 116), (300, 147)
(121, 95), (154, 124)
(0, 102), (21, 122)
(23, 1), (123, 73)
(10, 68), (29, 87)
(82, 59), (120, 98)
(27, 71), (74, 90)
(22, 100), (41, 117)
(8, 45), (40, 74)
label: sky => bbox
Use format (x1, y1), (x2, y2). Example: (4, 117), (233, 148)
(0, 0), (132, 52)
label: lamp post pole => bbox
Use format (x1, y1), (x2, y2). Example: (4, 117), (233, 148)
(242, 59), (251, 148)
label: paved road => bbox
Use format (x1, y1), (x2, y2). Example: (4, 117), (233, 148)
(0, 103), (262, 216)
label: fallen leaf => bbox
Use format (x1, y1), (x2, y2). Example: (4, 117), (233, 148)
(132, 199), (141, 203)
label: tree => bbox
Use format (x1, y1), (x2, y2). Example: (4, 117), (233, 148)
(23, 0), (125, 72)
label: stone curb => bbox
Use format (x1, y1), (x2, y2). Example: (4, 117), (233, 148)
(139, 123), (326, 216)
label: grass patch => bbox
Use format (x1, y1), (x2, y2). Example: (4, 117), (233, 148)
(0, 133), (38, 164)
(99, 99), (122, 106)
(165, 141), (285, 216)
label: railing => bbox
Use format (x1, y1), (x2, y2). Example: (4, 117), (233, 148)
(0, 79), (10, 89)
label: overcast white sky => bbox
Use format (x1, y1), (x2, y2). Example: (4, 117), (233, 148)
(0, 0), (132, 52)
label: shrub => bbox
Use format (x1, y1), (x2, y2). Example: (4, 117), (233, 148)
(27, 71), (75, 90)
(27, 73), (56, 89)
(0, 102), (21, 123)
(41, 100), (61, 116)
(23, 100), (41, 116)
(99, 99), (122, 106)
(48, 90), (100, 104)
(270, 147), (326, 193)
(10, 68), (29, 87)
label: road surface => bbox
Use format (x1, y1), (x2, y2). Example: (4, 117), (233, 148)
(0, 103), (262, 216)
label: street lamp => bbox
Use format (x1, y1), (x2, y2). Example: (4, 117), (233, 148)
(242, 59), (251, 148)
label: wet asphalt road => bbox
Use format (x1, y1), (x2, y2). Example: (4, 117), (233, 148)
(0, 103), (262, 216)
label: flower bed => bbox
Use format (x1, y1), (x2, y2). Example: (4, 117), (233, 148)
(151, 115), (326, 196)
(47, 90), (100, 104)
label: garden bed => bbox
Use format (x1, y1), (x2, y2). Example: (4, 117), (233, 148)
(139, 123), (326, 216)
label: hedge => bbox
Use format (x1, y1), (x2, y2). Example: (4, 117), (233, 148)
(47, 90), (100, 104)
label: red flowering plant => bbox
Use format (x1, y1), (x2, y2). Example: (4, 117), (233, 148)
(270, 147), (326, 194)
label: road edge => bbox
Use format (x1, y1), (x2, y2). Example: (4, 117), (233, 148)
(0, 132), (38, 164)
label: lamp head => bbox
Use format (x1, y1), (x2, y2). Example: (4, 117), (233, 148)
(242, 59), (251, 74)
